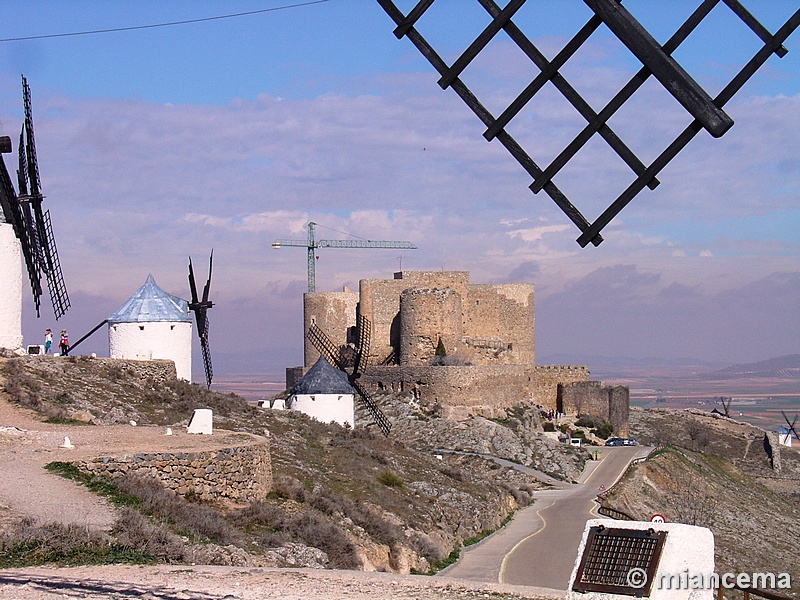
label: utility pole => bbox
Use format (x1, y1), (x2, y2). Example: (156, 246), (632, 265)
(272, 222), (417, 292)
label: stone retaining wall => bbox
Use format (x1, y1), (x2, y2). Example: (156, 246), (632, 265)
(74, 442), (272, 504)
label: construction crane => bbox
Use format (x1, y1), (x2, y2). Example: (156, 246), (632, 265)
(272, 222), (417, 292)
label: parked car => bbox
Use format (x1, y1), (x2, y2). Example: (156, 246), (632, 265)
(605, 437), (637, 446)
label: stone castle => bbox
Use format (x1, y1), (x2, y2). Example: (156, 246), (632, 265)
(290, 270), (628, 435)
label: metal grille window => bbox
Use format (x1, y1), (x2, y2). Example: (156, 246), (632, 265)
(573, 526), (667, 596)
(376, 1), (800, 247)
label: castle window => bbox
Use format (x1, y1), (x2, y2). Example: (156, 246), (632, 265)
(170, 325), (175, 331)
(139, 325), (144, 331)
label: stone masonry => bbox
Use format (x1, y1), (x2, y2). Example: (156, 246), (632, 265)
(74, 443), (272, 505)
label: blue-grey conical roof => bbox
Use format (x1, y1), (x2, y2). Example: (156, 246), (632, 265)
(291, 356), (354, 395)
(108, 274), (191, 324)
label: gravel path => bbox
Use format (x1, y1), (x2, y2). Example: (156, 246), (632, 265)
(0, 565), (562, 599)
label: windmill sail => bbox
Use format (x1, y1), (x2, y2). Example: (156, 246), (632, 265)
(188, 253), (214, 388)
(307, 316), (391, 436)
(9, 76), (70, 320)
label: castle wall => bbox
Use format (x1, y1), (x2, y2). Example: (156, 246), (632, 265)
(303, 291), (358, 367)
(535, 365), (590, 411)
(73, 442), (272, 505)
(462, 284), (534, 365)
(363, 364), (544, 419)
(559, 381), (630, 437)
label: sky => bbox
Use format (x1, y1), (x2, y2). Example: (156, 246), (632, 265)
(1, 0), (798, 385)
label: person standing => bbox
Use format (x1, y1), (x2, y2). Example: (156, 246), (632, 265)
(59, 329), (69, 356)
(44, 328), (53, 354)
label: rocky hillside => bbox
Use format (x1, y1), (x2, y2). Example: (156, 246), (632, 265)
(603, 407), (800, 592)
(0, 354), (587, 573)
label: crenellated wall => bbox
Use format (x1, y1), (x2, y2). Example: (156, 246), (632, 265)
(73, 443), (272, 505)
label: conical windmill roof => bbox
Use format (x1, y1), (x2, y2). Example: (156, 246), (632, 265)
(108, 274), (190, 324)
(291, 356), (354, 395)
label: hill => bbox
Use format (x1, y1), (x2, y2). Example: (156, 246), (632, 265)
(701, 354), (800, 379)
(0, 353), (583, 575)
(602, 407), (800, 593)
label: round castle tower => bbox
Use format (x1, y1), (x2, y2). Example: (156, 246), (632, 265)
(0, 222), (23, 350)
(303, 289), (359, 368)
(399, 287), (462, 366)
(107, 275), (192, 381)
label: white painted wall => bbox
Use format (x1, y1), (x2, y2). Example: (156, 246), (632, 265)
(291, 393), (355, 428)
(108, 321), (192, 381)
(0, 223), (23, 350)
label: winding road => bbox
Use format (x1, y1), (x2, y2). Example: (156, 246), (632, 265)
(440, 445), (650, 591)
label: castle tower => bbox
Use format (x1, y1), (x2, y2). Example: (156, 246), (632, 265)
(399, 287), (462, 366)
(107, 275), (192, 380)
(0, 222), (23, 350)
(303, 289), (359, 368)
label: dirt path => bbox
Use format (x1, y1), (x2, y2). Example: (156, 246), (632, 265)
(0, 389), (264, 530)
(0, 565), (562, 599)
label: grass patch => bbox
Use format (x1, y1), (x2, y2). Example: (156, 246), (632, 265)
(44, 462), (142, 508)
(376, 470), (404, 488)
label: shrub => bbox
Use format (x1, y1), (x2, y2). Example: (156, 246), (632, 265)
(376, 470), (404, 488)
(0, 517), (152, 567)
(289, 511), (360, 569)
(542, 421), (556, 432)
(111, 508), (185, 563)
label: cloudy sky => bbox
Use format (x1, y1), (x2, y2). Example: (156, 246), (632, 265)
(1, 0), (798, 384)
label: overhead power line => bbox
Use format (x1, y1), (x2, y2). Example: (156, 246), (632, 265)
(0, 0), (330, 43)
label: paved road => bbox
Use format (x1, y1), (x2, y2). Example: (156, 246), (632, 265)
(441, 446), (650, 591)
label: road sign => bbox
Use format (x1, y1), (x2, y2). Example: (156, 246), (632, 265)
(650, 514), (666, 523)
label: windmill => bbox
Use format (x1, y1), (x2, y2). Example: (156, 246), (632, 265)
(0, 76), (70, 320)
(781, 411), (800, 443)
(272, 222), (417, 292)
(307, 313), (391, 436)
(188, 252), (214, 388)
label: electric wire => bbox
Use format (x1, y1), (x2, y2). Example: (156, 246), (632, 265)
(0, 0), (331, 43)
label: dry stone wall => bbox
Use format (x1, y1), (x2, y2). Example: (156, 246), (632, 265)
(73, 442), (272, 505)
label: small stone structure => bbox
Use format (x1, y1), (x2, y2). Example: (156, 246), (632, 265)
(73, 443), (272, 504)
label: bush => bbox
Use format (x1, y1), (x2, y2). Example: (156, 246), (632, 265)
(114, 475), (239, 545)
(0, 517), (152, 567)
(376, 470), (404, 488)
(111, 508), (185, 563)
(542, 421), (556, 432)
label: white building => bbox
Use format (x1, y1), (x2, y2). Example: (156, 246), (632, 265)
(288, 356), (355, 428)
(0, 222), (23, 351)
(107, 275), (192, 381)
(777, 426), (794, 448)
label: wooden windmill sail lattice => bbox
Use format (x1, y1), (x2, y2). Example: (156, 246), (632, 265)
(376, 1), (800, 246)
(307, 314), (392, 436)
(0, 76), (70, 319)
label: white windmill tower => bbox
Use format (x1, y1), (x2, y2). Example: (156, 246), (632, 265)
(0, 77), (70, 351)
(107, 274), (193, 381)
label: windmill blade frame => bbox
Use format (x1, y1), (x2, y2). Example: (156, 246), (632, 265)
(352, 313), (372, 378)
(351, 379), (391, 437)
(13, 75), (70, 320)
(782, 411), (800, 441)
(188, 253), (214, 388)
(307, 323), (349, 372)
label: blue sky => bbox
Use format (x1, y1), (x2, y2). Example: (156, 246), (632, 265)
(1, 1), (798, 383)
